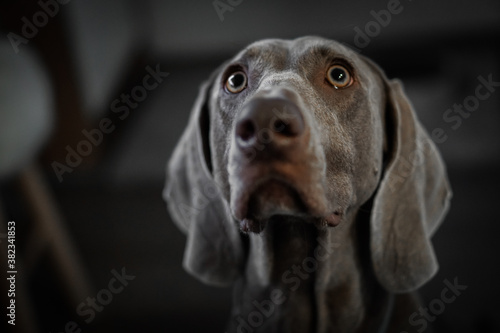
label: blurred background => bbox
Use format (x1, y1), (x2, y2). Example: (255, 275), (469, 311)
(0, 0), (498, 332)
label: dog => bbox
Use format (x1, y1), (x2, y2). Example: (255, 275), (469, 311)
(164, 36), (452, 332)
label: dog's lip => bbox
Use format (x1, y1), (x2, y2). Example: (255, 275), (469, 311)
(248, 178), (307, 217)
(322, 210), (342, 227)
(231, 173), (336, 223)
(232, 175), (291, 220)
(238, 210), (343, 234)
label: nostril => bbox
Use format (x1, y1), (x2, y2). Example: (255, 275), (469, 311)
(272, 119), (287, 133)
(236, 119), (256, 144)
(271, 116), (303, 137)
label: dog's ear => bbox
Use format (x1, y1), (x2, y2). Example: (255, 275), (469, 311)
(369, 68), (452, 293)
(163, 74), (244, 287)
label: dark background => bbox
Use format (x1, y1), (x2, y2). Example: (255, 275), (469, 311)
(0, 0), (499, 332)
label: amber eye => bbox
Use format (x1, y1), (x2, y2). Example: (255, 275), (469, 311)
(326, 65), (353, 89)
(225, 71), (247, 93)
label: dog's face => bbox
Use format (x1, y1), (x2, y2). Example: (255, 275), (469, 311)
(165, 36), (451, 292)
(208, 37), (385, 232)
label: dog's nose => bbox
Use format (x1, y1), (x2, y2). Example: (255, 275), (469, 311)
(235, 96), (304, 150)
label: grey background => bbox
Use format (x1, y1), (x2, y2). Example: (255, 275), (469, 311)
(1, 0), (499, 332)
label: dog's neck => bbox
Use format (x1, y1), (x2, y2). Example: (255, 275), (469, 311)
(231, 211), (394, 332)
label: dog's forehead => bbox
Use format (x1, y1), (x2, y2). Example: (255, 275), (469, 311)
(232, 37), (361, 68)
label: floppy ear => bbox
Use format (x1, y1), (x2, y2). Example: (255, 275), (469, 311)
(370, 75), (452, 293)
(163, 76), (244, 287)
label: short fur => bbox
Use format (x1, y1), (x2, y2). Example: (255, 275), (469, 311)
(164, 36), (452, 333)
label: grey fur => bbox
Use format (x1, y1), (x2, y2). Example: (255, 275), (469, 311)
(164, 36), (452, 332)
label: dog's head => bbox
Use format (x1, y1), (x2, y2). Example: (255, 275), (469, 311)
(164, 37), (451, 292)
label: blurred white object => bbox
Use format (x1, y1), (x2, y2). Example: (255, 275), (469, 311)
(64, 0), (144, 119)
(0, 41), (53, 178)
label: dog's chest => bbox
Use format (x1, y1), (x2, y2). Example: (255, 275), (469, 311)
(238, 218), (320, 332)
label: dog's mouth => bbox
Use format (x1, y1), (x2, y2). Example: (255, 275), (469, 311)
(230, 172), (343, 233)
(247, 178), (308, 218)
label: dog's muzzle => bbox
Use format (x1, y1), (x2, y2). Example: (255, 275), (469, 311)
(228, 88), (341, 232)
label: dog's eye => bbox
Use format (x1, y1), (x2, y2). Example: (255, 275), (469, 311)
(225, 71), (247, 94)
(326, 65), (353, 89)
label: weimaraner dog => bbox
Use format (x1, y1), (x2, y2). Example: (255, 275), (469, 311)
(164, 36), (452, 333)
